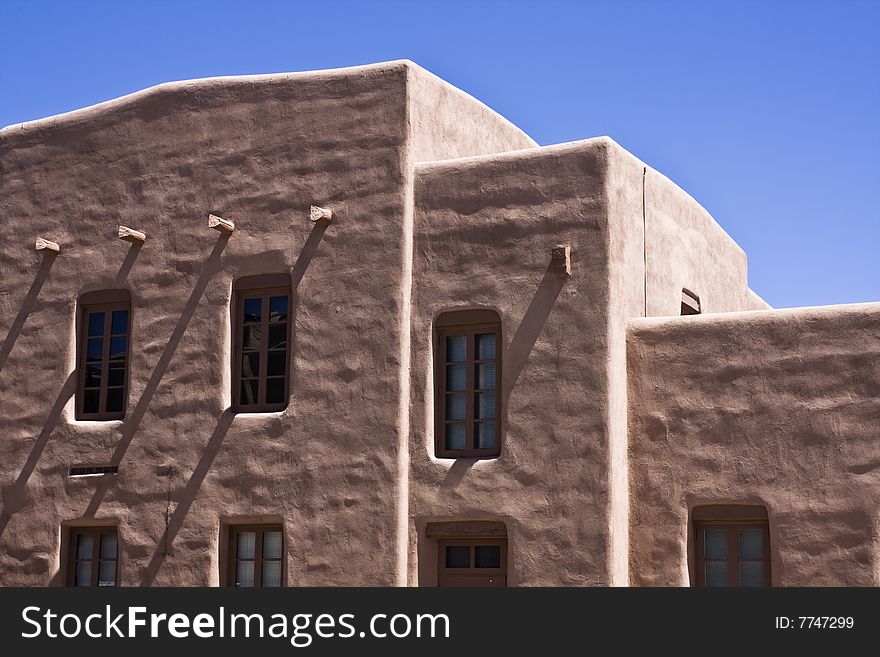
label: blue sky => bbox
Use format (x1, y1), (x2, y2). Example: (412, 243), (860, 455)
(2, 0), (878, 308)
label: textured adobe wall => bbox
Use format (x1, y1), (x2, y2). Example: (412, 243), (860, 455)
(0, 62), (416, 586)
(628, 303), (880, 585)
(406, 63), (537, 164)
(409, 139), (614, 586)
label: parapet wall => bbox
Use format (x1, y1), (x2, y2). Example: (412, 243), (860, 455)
(628, 303), (880, 585)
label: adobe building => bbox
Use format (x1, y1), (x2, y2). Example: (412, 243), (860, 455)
(0, 61), (877, 587)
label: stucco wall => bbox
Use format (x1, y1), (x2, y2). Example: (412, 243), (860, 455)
(628, 303), (880, 586)
(409, 139), (615, 586)
(406, 62), (537, 165)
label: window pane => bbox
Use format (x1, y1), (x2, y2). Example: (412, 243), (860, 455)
(100, 533), (117, 559)
(475, 421), (496, 449)
(242, 325), (261, 350)
(108, 361), (125, 386)
(237, 532), (256, 559)
(446, 335), (466, 362)
(704, 529), (728, 560)
(445, 424), (466, 450)
(268, 324), (287, 349)
(262, 561), (282, 587)
(446, 394), (466, 421)
(244, 298), (262, 323)
(240, 380), (259, 405)
(705, 562), (728, 587)
(85, 364), (102, 388)
(266, 378), (285, 404)
(267, 350), (286, 377)
(476, 333), (496, 360)
(75, 560), (92, 587)
(241, 353), (260, 378)
(106, 388), (124, 413)
(263, 531), (283, 559)
(88, 312), (105, 337)
(739, 529), (763, 560)
(76, 534), (94, 560)
(445, 546), (470, 568)
(474, 545), (501, 568)
(269, 295), (288, 321)
(235, 560), (255, 587)
(446, 364), (466, 391)
(111, 310), (128, 334)
(87, 338), (104, 360)
(740, 561), (765, 587)
(109, 336), (127, 359)
(98, 560), (116, 586)
(475, 363), (496, 389)
(83, 389), (100, 414)
(475, 392), (496, 419)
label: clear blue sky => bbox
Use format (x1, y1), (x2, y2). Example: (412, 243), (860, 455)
(2, 0), (878, 308)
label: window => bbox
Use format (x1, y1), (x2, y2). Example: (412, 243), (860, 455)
(435, 310), (501, 458)
(233, 274), (292, 412)
(681, 288), (701, 315)
(438, 538), (507, 587)
(77, 290), (131, 420)
(227, 525), (284, 587)
(66, 526), (118, 587)
(693, 505), (770, 587)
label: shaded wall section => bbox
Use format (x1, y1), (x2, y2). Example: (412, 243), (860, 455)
(628, 303), (880, 585)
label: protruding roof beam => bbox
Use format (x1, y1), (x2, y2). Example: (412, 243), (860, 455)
(309, 205), (332, 223)
(35, 237), (60, 253)
(117, 225), (146, 244)
(550, 244), (571, 277)
(208, 213), (234, 233)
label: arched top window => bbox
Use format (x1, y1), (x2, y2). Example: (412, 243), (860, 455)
(77, 289), (132, 420)
(434, 309), (502, 459)
(233, 274), (292, 413)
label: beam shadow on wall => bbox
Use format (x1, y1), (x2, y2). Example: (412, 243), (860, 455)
(139, 410), (235, 586)
(0, 371), (77, 540)
(441, 264), (566, 490)
(82, 233), (231, 519)
(0, 252), (57, 375)
(135, 220), (329, 585)
(114, 241), (144, 285)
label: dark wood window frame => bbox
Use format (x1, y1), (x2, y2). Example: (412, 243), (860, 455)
(434, 310), (502, 459)
(226, 524), (285, 588)
(65, 525), (118, 587)
(437, 536), (507, 587)
(76, 289), (132, 421)
(693, 505), (771, 587)
(232, 274), (292, 413)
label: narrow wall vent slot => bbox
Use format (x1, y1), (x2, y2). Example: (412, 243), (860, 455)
(69, 465), (118, 477)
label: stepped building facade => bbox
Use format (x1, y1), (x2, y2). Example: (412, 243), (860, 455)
(0, 61), (877, 587)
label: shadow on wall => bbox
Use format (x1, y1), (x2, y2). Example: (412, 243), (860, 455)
(83, 233), (231, 519)
(0, 371), (77, 540)
(139, 410), (235, 586)
(440, 264), (567, 491)
(501, 267), (567, 413)
(0, 252), (57, 375)
(136, 220), (329, 585)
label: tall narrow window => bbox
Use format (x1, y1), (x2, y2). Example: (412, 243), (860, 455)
(66, 526), (118, 587)
(435, 310), (502, 458)
(227, 525), (284, 587)
(233, 274), (292, 412)
(693, 505), (770, 587)
(681, 288), (701, 315)
(77, 290), (131, 420)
